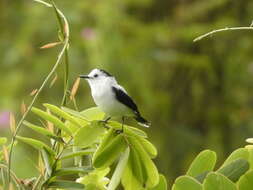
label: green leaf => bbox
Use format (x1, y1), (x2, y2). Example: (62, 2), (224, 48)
(221, 148), (249, 167)
(61, 149), (95, 160)
(129, 136), (159, 188)
(0, 137), (7, 146)
(32, 107), (72, 135)
(246, 147), (253, 170)
(108, 147), (130, 190)
(76, 168), (110, 189)
(172, 176), (202, 190)
(53, 166), (92, 176)
(195, 171), (210, 183)
(74, 122), (105, 148)
(217, 159), (249, 182)
(41, 148), (53, 177)
(16, 136), (55, 155)
(93, 134), (127, 168)
(94, 128), (116, 154)
(187, 150), (217, 177)
(122, 150), (145, 190)
(61, 106), (89, 121)
(80, 107), (105, 120)
(50, 1), (64, 37)
(47, 180), (84, 189)
(137, 137), (157, 158)
(23, 121), (59, 139)
(203, 172), (236, 190)
(108, 121), (147, 138)
(238, 170), (253, 190)
(44, 104), (83, 127)
(92, 128), (117, 164)
(148, 175), (167, 190)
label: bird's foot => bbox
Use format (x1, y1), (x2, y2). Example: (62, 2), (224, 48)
(115, 129), (124, 134)
(115, 123), (125, 134)
(99, 117), (111, 124)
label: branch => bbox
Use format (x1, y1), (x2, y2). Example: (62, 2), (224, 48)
(193, 26), (253, 42)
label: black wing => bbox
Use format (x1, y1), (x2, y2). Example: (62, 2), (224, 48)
(112, 86), (139, 114)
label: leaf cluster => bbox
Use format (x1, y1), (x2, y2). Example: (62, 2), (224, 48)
(0, 104), (167, 190)
(172, 148), (253, 190)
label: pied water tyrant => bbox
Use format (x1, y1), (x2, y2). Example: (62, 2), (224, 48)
(80, 68), (150, 128)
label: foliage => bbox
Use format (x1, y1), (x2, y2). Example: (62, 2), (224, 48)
(0, 104), (167, 189)
(172, 146), (253, 190)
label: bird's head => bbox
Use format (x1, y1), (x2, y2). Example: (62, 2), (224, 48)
(80, 68), (113, 86)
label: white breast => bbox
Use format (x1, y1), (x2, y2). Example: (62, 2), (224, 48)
(89, 78), (132, 117)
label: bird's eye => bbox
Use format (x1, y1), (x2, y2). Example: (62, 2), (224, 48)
(94, 74), (98, 78)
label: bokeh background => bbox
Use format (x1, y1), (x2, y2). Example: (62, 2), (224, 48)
(1, 0), (253, 187)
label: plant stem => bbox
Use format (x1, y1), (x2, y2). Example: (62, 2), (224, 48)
(7, 0), (70, 185)
(193, 26), (253, 42)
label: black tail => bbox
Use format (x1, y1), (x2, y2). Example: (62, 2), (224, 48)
(135, 114), (150, 128)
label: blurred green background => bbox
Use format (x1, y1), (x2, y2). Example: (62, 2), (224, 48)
(1, 0), (253, 187)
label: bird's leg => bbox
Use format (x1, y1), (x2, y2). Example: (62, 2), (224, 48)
(101, 116), (111, 123)
(121, 116), (125, 132)
(99, 116), (111, 129)
(116, 116), (125, 134)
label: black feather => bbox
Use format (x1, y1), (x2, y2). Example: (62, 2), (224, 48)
(99, 69), (113, 77)
(112, 86), (150, 127)
(112, 86), (138, 113)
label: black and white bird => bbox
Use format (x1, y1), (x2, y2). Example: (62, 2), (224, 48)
(80, 68), (150, 128)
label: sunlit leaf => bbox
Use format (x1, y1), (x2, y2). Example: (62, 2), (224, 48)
(172, 176), (202, 190)
(203, 172), (236, 190)
(93, 128), (116, 159)
(16, 136), (55, 155)
(108, 121), (147, 138)
(137, 137), (157, 158)
(217, 159), (249, 182)
(238, 170), (253, 190)
(74, 122), (105, 148)
(44, 103), (82, 127)
(80, 107), (105, 121)
(148, 175), (167, 190)
(61, 149), (95, 160)
(23, 121), (59, 140)
(76, 168), (110, 189)
(187, 150), (216, 177)
(220, 148), (249, 168)
(108, 147), (130, 190)
(93, 134), (127, 169)
(61, 106), (89, 121)
(122, 151), (145, 190)
(129, 136), (159, 188)
(32, 107), (72, 136)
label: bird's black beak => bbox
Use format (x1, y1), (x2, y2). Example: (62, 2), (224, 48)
(79, 75), (90, 79)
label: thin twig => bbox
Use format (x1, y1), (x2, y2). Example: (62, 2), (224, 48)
(7, 0), (70, 185)
(0, 164), (22, 188)
(32, 174), (43, 190)
(193, 26), (253, 42)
